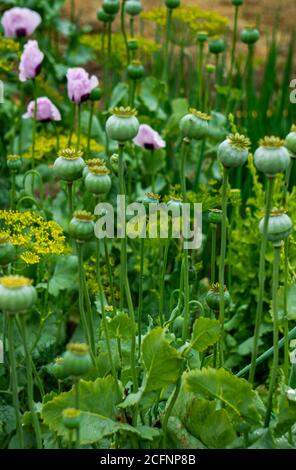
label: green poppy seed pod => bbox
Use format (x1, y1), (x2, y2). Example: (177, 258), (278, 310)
(172, 316), (184, 337)
(127, 61), (145, 80)
(7, 154), (22, 172)
(0, 276), (37, 314)
(179, 109), (210, 141)
(206, 64), (215, 74)
(206, 283), (231, 311)
(62, 408), (81, 430)
(90, 87), (103, 102)
(69, 211), (95, 242)
(232, 0), (244, 5)
(197, 31), (208, 43)
(285, 126), (296, 157)
(96, 8), (115, 23)
(240, 27), (260, 45)
(259, 210), (293, 245)
(142, 192), (161, 209)
(0, 236), (16, 266)
(63, 343), (92, 377)
(209, 38), (225, 55)
(54, 148), (85, 182)
(102, 0), (120, 15)
(83, 158), (105, 178)
(167, 197), (183, 216)
(51, 357), (68, 380)
(208, 209), (222, 225)
(125, 0), (143, 16)
(218, 133), (250, 168)
(128, 39), (138, 51)
(85, 166), (112, 195)
(106, 107), (139, 143)
(254, 137), (290, 177)
(165, 0), (180, 9)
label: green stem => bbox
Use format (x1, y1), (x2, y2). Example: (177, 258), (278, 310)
(130, 16), (134, 37)
(218, 166), (229, 366)
(138, 237), (144, 355)
(77, 243), (93, 353)
(210, 223), (217, 283)
(67, 182), (73, 217)
(129, 79), (136, 108)
(7, 315), (24, 448)
(197, 42), (204, 108)
(68, 102), (76, 147)
(104, 237), (116, 310)
(70, 0), (75, 23)
(180, 138), (191, 340)
(32, 79), (37, 173)
(118, 143), (138, 393)
(74, 378), (80, 448)
(17, 316), (42, 448)
(264, 243), (281, 427)
(87, 102), (95, 152)
(249, 177), (275, 384)
(237, 326), (296, 378)
(162, 376), (182, 448)
(118, 144), (126, 310)
(151, 149), (155, 192)
(10, 171), (16, 210)
(229, 5), (239, 84)
(76, 104), (81, 151)
(120, 0), (130, 65)
(163, 7), (173, 83)
(159, 238), (170, 326)
(195, 139), (206, 191)
(283, 158), (294, 207)
(96, 239), (120, 393)
(283, 238), (290, 382)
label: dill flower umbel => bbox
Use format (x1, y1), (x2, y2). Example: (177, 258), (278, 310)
(0, 210), (67, 262)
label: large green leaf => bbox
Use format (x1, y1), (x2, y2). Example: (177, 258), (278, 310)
(277, 284), (296, 321)
(167, 417), (205, 449)
(274, 384), (296, 437)
(42, 377), (136, 444)
(190, 317), (220, 352)
(185, 367), (262, 425)
(107, 313), (135, 339)
(141, 327), (184, 392)
(48, 255), (78, 297)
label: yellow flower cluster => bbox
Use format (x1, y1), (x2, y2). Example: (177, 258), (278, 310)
(141, 6), (228, 37)
(80, 33), (160, 63)
(0, 37), (20, 53)
(0, 210), (67, 264)
(23, 134), (104, 161)
(84, 254), (119, 302)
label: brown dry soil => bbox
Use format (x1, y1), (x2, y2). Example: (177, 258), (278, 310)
(64, 0), (295, 48)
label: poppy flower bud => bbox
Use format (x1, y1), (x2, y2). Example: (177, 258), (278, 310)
(96, 8), (115, 23)
(0, 234), (16, 266)
(218, 133), (250, 168)
(102, 0), (120, 15)
(206, 283), (231, 312)
(85, 166), (112, 196)
(127, 60), (145, 80)
(62, 408), (81, 429)
(254, 136), (290, 177)
(232, 0), (244, 5)
(63, 343), (92, 377)
(240, 27), (260, 45)
(0, 276), (37, 314)
(51, 357), (68, 381)
(259, 209), (293, 246)
(106, 107), (139, 143)
(179, 109), (210, 141)
(197, 31), (208, 43)
(209, 38), (225, 55)
(208, 209), (222, 225)
(90, 87), (103, 102)
(125, 0), (143, 16)
(7, 154), (22, 172)
(285, 125), (296, 157)
(54, 148), (85, 182)
(69, 211), (95, 242)
(128, 39), (138, 51)
(165, 0), (181, 9)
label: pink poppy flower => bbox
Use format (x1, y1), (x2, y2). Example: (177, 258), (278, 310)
(1, 7), (41, 38)
(67, 67), (99, 104)
(133, 124), (166, 150)
(19, 40), (44, 82)
(23, 97), (61, 122)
